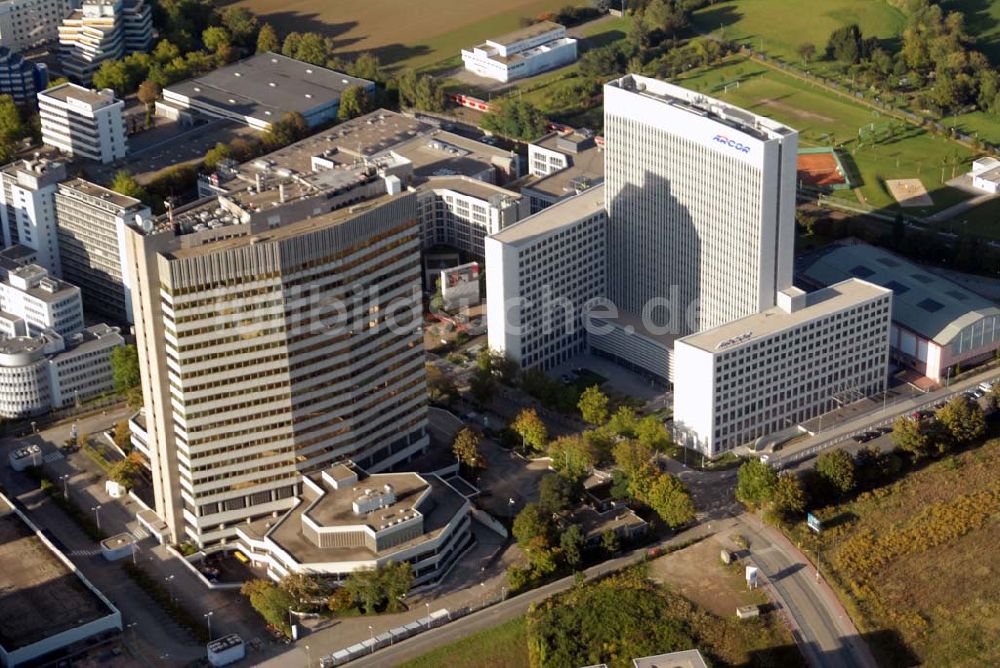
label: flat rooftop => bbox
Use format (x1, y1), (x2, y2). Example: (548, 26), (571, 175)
(165, 52), (372, 123)
(419, 175), (520, 201)
(59, 178), (144, 210)
(304, 472), (429, 529)
(632, 649), (709, 668)
(678, 278), (891, 353)
(40, 83), (118, 109)
(0, 497), (116, 652)
(524, 142), (604, 199)
(53, 324), (122, 360)
(486, 20), (564, 47)
(489, 183), (605, 246)
(608, 74), (795, 142)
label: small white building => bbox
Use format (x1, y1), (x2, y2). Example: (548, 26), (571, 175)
(969, 156), (1000, 194)
(461, 21), (577, 83)
(486, 185), (607, 372)
(38, 84), (127, 164)
(672, 279), (892, 457)
(439, 261), (481, 310)
(0, 263), (83, 338)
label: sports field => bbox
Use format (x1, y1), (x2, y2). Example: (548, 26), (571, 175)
(228, 0), (581, 69)
(676, 58), (975, 213)
(690, 0), (907, 63)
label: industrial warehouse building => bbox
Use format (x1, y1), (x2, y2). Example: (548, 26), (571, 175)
(800, 243), (1000, 383)
(159, 52), (375, 131)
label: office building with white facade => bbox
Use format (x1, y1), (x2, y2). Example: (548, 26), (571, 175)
(0, 46), (48, 105)
(235, 464), (473, 587)
(123, 185), (429, 548)
(486, 185), (606, 372)
(57, 0), (152, 84)
(0, 0), (72, 53)
(38, 83), (127, 163)
(522, 128), (604, 213)
(417, 176), (525, 257)
(55, 178), (149, 322)
(461, 21), (577, 83)
(0, 158), (66, 274)
(673, 280), (892, 456)
(0, 261), (82, 337)
(595, 74), (798, 382)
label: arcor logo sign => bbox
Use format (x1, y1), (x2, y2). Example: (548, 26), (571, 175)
(713, 134), (751, 154)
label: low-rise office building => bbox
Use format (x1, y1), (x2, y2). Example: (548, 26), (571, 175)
(57, 0), (153, 84)
(0, 323), (123, 417)
(486, 185), (607, 371)
(55, 178), (151, 322)
(160, 52), (375, 131)
(235, 464), (473, 587)
(800, 243), (1000, 383)
(969, 156), (1000, 194)
(673, 279), (892, 456)
(0, 261), (82, 337)
(0, 158), (67, 275)
(0, 492), (121, 666)
(461, 21), (577, 83)
(522, 128), (604, 212)
(38, 83), (127, 163)
(0, 47), (48, 105)
(417, 176), (525, 257)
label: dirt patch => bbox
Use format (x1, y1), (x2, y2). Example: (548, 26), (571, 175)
(886, 178), (933, 207)
(647, 528), (764, 616)
(798, 151), (845, 186)
(757, 97), (835, 123)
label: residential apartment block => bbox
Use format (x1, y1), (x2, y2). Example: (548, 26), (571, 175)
(0, 46), (48, 105)
(123, 186), (429, 547)
(461, 21), (577, 83)
(673, 280), (892, 455)
(486, 185), (607, 372)
(0, 158), (66, 275)
(55, 178), (150, 322)
(38, 83), (127, 163)
(0, 0), (72, 52)
(58, 0), (153, 84)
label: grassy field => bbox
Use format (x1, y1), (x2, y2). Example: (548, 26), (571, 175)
(229, 0), (583, 69)
(398, 616), (530, 668)
(690, 0), (907, 63)
(674, 57), (975, 213)
(794, 436), (1000, 666)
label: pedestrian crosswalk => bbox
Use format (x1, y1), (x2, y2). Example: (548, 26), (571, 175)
(68, 548), (102, 557)
(42, 451), (64, 463)
(131, 525), (149, 540)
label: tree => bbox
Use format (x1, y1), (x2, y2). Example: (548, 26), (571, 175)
(426, 364), (458, 405)
(469, 368), (496, 405)
(108, 452), (143, 489)
(452, 427), (485, 469)
(560, 524), (584, 568)
(241, 579), (295, 633)
(109, 343), (141, 401)
(578, 385), (609, 425)
(644, 0), (689, 35)
(279, 573), (328, 609)
(338, 85), (372, 121)
(202, 26), (231, 54)
(635, 415), (671, 452)
(538, 473), (576, 515)
(816, 449), (856, 495)
(513, 503), (555, 551)
(257, 23), (280, 53)
(511, 407), (547, 452)
(349, 52), (382, 82)
(548, 434), (597, 481)
(201, 142), (231, 171)
(936, 395), (986, 444)
(771, 472), (805, 521)
(826, 24), (864, 64)
(380, 561), (414, 612)
(112, 420), (131, 450)
(93, 60), (137, 96)
(607, 405), (638, 437)
(220, 6), (258, 47)
(892, 414), (932, 458)
(136, 80), (161, 126)
(644, 473), (694, 528)
(0, 96), (27, 158)
(600, 528), (620, 554)
(342, 567), (383, 614)
(612, 439), (655, 480)
(480, 98), (547, 141)
(327, 587), (353, 613)
(109, 171), (147, 202)
(797, 42), (817, 63)
(735, 459), (778, 510)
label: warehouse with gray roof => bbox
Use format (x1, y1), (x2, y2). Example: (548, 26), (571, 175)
(799, 243), (1000, 383)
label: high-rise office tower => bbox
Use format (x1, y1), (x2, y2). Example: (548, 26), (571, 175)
(602, 74), (798, 335)
(123, 190), (429, 547)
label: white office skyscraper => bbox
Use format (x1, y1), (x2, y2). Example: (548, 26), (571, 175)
(603, 75), (798, 335)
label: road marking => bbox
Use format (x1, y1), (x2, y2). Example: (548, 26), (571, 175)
(68, 548), (102, 557)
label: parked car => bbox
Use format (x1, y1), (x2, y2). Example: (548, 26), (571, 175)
(978, 381), (995, 393)
(860, 431), (880, 442)
(852, 433), (867, 443)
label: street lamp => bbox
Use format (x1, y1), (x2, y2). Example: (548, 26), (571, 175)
(304, 644), (311, 667)
(204, 611), (214, 641)
(164, 575), (175, 603)
(91, 505), (102, 531)
(368, 625), (374, 654)
(59, 473), (70, 498)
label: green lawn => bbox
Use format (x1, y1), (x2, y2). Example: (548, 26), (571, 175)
(398, 616), (529, 668)
(943, 108), (1000, 145)
(675, 58), (975, 213)
(690, 0), (907, 63)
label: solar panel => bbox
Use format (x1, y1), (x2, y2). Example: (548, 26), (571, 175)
(884, 280), (910, 294)
(850, 265), (874, 278)
(918, 298), (945, 313)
